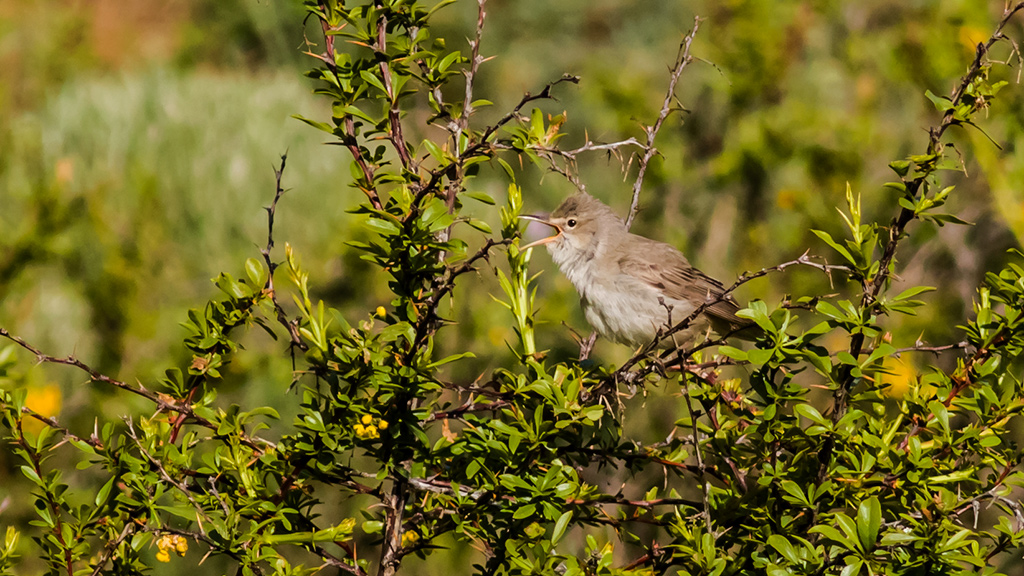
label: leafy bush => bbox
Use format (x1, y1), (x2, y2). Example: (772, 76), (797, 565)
(3, 1), (1024, 575)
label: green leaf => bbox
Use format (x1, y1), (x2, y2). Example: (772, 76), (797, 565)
(889, 160), (911, 177)
(245, 258), (265, 287)
(380, 322), (415, 344)
(464, 192), (496, 205)
(467, 219), (492, 234)
(925, 89), (953, 113)
(811, 230), (856, 265)
(717, 346), (748, 361)
(551, 511), (571, 544)
(893, 285), (935, 301)
(856, 497), (881, 551)
(767, 535), (800, 565)
(292, 114), (335, 134)
(794, 403), (828, 426)
(514, 504), (537, 519)
(880, 531), (919, 545)
(365, 217), (401, 236)
(359, 70), (388, 95)
(423, 139), (447, 162)
(95, 477), (115, 506)
(427, 352), (476, 368)
(19, 466), (41, 485)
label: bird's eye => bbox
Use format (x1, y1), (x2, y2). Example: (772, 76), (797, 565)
(566, 219), (577, 228)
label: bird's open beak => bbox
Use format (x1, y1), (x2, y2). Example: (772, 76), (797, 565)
(517, 215), (561, 250)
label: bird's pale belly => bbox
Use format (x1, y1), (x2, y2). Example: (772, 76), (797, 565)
(580, 282), (701, 347)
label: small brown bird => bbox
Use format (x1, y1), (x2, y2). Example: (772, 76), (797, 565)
(521, 193), (749, 347)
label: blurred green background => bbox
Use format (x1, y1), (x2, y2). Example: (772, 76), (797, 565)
(2, 0), (1024, 571)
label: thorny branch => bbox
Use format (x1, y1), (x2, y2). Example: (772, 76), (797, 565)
(497, 137), (646, 192)
(411, 74), (579, 215)
(626, 16), (701, 230)
(458, 0), (488, 138)
(18, 407), (103, 449)
(261, 153), (308, 352)
(312, 6), (384, 211)
(832, 1), (1024, 423)
(0, 327), (273, 452)
(412, 237), (512, 349)
(374, 8), (413, 170)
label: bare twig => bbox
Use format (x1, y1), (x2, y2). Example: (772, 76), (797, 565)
(375, 9), (413, 169)
(377, 481), (408, 576)
(458, 0), (488, 137)
(625, 17), (701, 230)
(260, 154), (308, 352)
(424, 399), (511, 422)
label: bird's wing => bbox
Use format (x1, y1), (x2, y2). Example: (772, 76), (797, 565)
(616, 236), (745, 326)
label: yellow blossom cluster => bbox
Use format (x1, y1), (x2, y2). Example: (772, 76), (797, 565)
(353, 413), (389, 439)
(401, 530), (419, 547)
(155, 534), (188, 563)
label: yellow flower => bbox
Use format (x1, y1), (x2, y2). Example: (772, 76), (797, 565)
(881, 357), (917, 398)
(376, 306), (387, 318)
(361, 413), (373, 425)
(378, 420), (389, 431)
(401, 531), (420, 547)
(353, 424), (366, 436)
(365, 425), (379, 439)
(173, 535), (188, 555)
(155, 549), (171, 563)
(23, 384), (62, 433)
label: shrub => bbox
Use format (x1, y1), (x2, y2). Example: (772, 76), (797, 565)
(3, 1), (1024, 575)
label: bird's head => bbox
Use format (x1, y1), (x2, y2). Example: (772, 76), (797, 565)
(519, 193), (625, 259)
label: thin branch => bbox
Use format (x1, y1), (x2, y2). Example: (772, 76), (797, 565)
(625, 17), (701, 230)
(125, 421), (210, 534)
(566, 495), (701, 509)
(412, 238), (511, 349)
(494, 137), (646, 192)
(375, 9), (413, 169)
(410, 74), (580, 212)
(312, 8), (384, 210)
(0, 328), (274, 452)
(424, 399), (511, 422)
(88, 523), (136, 576)
(12, 417), (76, 576)
(459, 74), (581, 164)
(377, 481), (408, 576)
(458, 0), (487, 137)
(19, 407), (103, 450)
(342, 116), (385, 210)
(260, 154), (308, 352)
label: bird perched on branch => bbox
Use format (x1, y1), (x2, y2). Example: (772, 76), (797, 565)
(520, 193), (752, 348)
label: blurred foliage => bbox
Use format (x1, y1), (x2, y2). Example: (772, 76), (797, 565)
(2, 0), (1024, 574)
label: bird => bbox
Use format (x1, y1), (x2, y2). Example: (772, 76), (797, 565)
(519, 192), (750, 348)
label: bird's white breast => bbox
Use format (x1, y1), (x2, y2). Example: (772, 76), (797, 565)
(548, 240), (699, 346)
